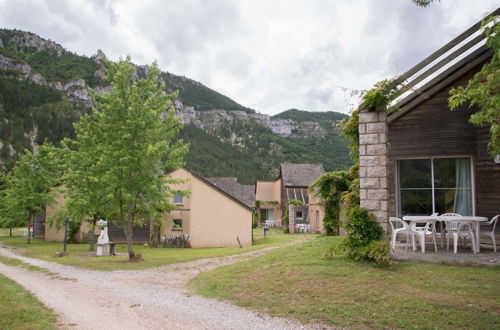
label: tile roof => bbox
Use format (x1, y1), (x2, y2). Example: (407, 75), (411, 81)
(280, 163), (325, 187)
(205, 177), (256, 208)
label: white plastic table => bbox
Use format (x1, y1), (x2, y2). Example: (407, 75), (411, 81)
(402, 215), (488, 252)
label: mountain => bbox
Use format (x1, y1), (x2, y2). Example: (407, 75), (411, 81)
(0, 29), (351, 183)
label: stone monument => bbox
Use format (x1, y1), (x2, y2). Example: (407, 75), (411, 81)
(96, 219), (111, 257)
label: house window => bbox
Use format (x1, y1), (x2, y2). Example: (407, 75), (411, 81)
(260, 209), (274, 221)
(398, 157), (473, 216)
(296, 211), (303, 219)
(172, 219), (183, 230)
(173, 193), (183, 205)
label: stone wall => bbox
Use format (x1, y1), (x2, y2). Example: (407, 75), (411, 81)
(289, 204), (296, 233)
(358, 109), (388, 232)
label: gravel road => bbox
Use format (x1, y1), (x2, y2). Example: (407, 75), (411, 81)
(0, 238), (322, 330)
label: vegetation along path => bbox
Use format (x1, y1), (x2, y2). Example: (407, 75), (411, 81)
(0, 236), (318, 330)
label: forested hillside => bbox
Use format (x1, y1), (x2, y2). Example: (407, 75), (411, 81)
(0, 28), (351, 182)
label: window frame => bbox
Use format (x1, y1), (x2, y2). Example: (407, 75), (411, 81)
(296, 211), (303, 220)
(172, 219), (183, 231)
(396, 155), (475, 217)
(173, 192), (184, 206)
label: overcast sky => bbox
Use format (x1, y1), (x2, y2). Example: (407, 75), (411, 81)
(0, 0), (498, 115)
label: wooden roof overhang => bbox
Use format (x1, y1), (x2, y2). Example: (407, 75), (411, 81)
(387, 8), (498, 124)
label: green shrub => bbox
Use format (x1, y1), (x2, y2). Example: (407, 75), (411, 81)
(364, 240), (391, 265)
(282, 214), (289, 233)
(341, 206), (391, 265)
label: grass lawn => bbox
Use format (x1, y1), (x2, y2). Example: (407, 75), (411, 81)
(0, 273), (57, 330)
(0, 227), (25, 237)
(0, 228), (313, 271)
(191, 236), (500, 329)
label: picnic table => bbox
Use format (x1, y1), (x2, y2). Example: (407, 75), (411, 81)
(403, 215), (488, 252)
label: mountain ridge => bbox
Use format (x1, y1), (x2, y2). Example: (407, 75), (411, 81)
(0, 28), (351, 183)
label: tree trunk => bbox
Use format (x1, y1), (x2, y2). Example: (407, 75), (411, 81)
(125, 215), (135, 261)
(89, 216), (97, 251)
(27, 211), (32, 244)
(63, 219), (68, 254)
(9, 227), (12, 237)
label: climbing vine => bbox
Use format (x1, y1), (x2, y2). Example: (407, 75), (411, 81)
(253, 200), (279, 227)
(449, 15), (500, 157)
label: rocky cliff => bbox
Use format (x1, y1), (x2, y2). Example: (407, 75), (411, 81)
(0, 28), (351, 181)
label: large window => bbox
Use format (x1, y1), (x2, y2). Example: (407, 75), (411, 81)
(260, 209), (274, 221)
(398, 157), (473, 216)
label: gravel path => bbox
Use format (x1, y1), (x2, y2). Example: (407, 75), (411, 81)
(0, 237), (322, 330)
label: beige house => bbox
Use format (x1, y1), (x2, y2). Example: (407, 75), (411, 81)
(255, 163), (326, 233)
(255, 179), (282, 224)
(44, 188), (90, 242)
(162, 167), (253, 247)
(45, 168), (253, 248)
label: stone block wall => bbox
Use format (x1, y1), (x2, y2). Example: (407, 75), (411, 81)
(289, 205), (296, 233)
(358, 109), (388, 232)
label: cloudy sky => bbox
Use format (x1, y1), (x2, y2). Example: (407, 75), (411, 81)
(0, 0), (498, 114)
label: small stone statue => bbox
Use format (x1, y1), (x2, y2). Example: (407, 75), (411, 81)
(96, 219), (110, 256)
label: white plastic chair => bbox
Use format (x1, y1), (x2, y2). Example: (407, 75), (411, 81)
(479, 215), (498, 252)
(449, 221), (476, 254)
(440, 213), (463, 249)
(410, 220), (438, 253)
(389, 217), (411, 251)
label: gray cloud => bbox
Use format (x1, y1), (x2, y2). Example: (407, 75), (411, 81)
(0, 0), (497, 114)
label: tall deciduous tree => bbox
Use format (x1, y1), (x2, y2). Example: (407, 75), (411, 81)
(1, 145), (59, 243)
(72, 58), (187, 260)
(54, 115), (110, 250)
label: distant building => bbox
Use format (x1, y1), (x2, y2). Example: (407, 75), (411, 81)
(45, 167), (254, 248)
(255, 163), (326, 233)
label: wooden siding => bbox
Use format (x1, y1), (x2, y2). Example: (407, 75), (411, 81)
(388, 63), (500, 222)
(33, 214), (45, 238)
(108, 222), (150, 244)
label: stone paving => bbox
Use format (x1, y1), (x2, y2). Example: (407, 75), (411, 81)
(392, 243), (499, 266)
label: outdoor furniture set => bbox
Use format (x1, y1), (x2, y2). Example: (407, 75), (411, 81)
(389, 214), (498, 254)
(294, 223), (311, 232)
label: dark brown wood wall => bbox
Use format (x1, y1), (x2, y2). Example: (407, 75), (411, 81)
(108, 222), (151, 244)
(33, 214), (45, 238)
(387, 66), (500, 221)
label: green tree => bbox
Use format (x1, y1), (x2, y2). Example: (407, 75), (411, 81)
(411, 0), (437, 7)
(71, 57), (187, 261)
(449, 16), (500, 157)
(0, 172), (23, 236)
(54, 115), (111, 250)
(1, 145), (59, 243)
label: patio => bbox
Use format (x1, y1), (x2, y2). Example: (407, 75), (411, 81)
(392, 240), (500, 266)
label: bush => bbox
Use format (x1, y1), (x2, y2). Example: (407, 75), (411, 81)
(364, 240), (392, 265)
(341, 206), (391, 265)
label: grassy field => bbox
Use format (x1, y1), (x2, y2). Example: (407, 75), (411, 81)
(0, 228), (312, 271)
(0, 273), (57, 329)
(191, 236), (500, 329)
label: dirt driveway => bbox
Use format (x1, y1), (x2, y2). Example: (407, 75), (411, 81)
(0, 237), (319, 330)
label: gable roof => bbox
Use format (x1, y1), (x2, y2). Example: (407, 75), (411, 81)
(280, 163), (325, 187)
(179, 167), (254, 212)
(387, 8), (498, 123)
(205, 177), (256, 208)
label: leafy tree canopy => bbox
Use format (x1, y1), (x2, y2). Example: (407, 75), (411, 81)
(66, 57), (188, 260)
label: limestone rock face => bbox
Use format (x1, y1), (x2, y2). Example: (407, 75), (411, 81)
(94, 49), (107, 63)
(0, 54), (31, 73)
(172, 101), (326, 140)
(10, 32), (64, 56)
